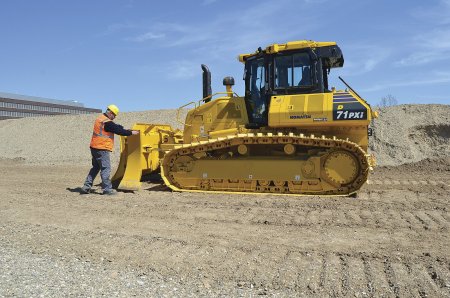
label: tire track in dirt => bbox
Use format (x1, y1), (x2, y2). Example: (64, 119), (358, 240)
(362, 256), (376, 297)
(190, 207), (450, 234)
(1, 160), (449, 295)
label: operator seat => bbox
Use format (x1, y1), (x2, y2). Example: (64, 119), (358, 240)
(298, 66), (311, 86)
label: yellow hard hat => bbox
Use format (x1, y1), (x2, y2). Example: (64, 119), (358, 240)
(107, 104), (119, 116)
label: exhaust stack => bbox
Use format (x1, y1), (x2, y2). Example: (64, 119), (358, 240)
(201, 64), (212, 103)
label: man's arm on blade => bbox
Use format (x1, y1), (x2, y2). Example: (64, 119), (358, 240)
(104, 121), (132, 136)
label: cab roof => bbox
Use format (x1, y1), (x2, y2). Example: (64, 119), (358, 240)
(238, 40), (337, 62)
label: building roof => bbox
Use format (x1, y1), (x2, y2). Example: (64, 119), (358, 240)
(0, 91), (85, 107)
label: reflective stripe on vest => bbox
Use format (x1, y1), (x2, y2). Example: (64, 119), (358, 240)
(92, 118), (114, 139)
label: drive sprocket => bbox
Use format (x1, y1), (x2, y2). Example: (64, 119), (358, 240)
(323, 150), (359, 185)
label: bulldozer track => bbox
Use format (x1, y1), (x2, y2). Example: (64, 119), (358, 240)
(161, 133), (370, 196)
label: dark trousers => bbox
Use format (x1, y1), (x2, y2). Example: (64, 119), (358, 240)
(83, 148), (112, 192)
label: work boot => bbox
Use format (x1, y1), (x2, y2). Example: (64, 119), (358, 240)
(103, 189), (118, 196)
(80, 186), (91, 194)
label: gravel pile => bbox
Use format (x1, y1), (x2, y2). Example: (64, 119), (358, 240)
(0, 109), (188, 166)
(0, 104), (448, 167)
(369, 104), (450, 166)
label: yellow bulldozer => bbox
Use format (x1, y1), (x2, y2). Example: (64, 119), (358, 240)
(112, 40), (377, 196)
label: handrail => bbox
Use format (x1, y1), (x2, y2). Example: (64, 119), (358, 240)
(176, 101), (196, 127)
(197, 92), (240, 105)
(338, 76), (370, 107)
(176, 92), (241, 127)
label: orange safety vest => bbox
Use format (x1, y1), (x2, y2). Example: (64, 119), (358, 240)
(90, 114), (114, 151)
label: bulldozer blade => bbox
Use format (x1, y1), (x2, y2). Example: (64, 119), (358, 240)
(118, 179), (142, 191)
(111, 135), (127, 184)
(112, 123), (180, 191)
(117, 131), (143, 191)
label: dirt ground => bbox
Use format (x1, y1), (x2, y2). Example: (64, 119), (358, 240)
(0, 158), (449, 297)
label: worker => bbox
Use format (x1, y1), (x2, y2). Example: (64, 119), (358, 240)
(80, 104), (139, 195)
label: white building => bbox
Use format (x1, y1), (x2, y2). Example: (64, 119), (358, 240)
(0, 92), (101, 120)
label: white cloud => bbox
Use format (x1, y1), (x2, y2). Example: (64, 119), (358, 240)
(363, 58), (382, 72)
(121, 0), (330, 81)
(361, 71), (450, 92)
(396, 28), (450, 66)
(202, 0), (218, 5)
(117, 0), (322, 59)
(396, 51), (444, 66)
(123, 22), (192, 45)
(167, 60), (199, 79)
(138, 0), (317, 55)
(137, 60), (200, 80)
(411, 0), (450, 25)
(398, 1), (450, 66)
(128, 32), (165, 42)
(303, 0), (329, 3)
(102, 22), (138, 36)
(338, 44), (391, 76)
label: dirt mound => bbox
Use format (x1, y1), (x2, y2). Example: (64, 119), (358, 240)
(369, 104), (450, 166)
(0, 104), (448, 167)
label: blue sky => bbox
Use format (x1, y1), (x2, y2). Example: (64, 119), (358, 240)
(0, 0), (449, 111)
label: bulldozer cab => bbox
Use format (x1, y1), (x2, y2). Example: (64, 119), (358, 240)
(242, 41), (344, 128)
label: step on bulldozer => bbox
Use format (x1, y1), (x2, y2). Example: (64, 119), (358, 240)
(112, 40), (377, 196)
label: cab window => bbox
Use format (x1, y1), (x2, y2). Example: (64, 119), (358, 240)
(246, 57), (266, 122)
(274, 52), (312, 88)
